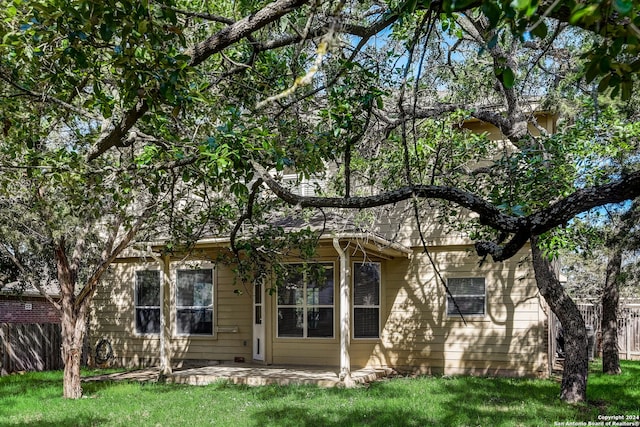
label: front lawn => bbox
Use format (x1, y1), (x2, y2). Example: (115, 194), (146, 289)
(1, 361), (638, 426)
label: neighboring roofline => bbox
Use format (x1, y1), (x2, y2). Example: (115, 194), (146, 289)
(0, 288), (60, 298)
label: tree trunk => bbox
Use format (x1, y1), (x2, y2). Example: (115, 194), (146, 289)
(531, 236), (588, 403)
(602, 247), (622, 375)
(55, 241), (86, 399)
(61, 313), (86, 399)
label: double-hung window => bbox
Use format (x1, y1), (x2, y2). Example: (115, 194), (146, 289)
(135, 270), (161, 334)
(176, 269), (214, 335)
(277, 263), (334, 338)
(446, 277), (486, 317)
(353, 262), (381, 339)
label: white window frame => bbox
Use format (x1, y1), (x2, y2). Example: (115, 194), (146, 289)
(446, 277), (486, 318)
(352, 262), (381, 340)
(134, 268), (162, 336)
(173, 263), (215, 337)
(276, 262), (335, 339)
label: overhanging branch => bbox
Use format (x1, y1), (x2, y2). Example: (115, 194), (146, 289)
(253, 161), (640, 261)
(188, 0), (310, 67)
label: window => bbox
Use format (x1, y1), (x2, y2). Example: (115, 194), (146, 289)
(135, 270), (161, 334)
(447, 277), (486, 317)
(176, 269), (213, 335)
(353, 262), (381, 338)
(277, 263), (334, 338)
(282, 175), (324, 196)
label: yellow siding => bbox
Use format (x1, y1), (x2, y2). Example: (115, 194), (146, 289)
(265, 246), (548, 377)
(90, 244), (548, 377)
(89, 256), (253, 369)
(89, 114), (553, 374)
(352, 247), (548, 377)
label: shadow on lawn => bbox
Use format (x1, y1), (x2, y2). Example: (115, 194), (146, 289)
(435, 376), (579, 425)
(247, 376), (573, 426)
(0, 372), (62, 416)
(587, 360), (640, 413)
(253, 405), (437, 427)
(4, 415), (111, 427)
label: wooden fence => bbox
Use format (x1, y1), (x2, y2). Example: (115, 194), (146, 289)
(549, 303), (640, 363)
(0, 323), (63, 374)
(617, 304), (640, 360)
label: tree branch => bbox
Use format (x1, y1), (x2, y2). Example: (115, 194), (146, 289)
(253, 161), (521, 231)
(0, 72), (101, 121)
(254, 161), (640, 261)
(187, 0), (310, 67)
(230, 178), (264, 256)
(75, 201), (156, 309)
(159, 4), (235, 24)
(87, 100), (149, 161)
(0, 243), (61, 310)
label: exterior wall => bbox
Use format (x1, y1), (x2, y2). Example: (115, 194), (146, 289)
(268, 244), (548, 377)
(89, 254), (253, 369)
(91, 243), (548, 377)
(0, 296), (60, 324)
(372, 202), (476, 247)
(353, 246), (548, 377)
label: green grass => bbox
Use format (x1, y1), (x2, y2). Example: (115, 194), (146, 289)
(1, 361), (639, 426)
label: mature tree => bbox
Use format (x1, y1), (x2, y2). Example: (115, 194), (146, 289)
(601, 203), (640, 374)
(0, 1), (242, 398)
(2, 0), (640, 402)
(0, 143), (156, 398)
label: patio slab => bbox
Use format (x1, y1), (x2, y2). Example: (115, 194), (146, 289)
(167, 363), (393, 387)
(83, 363), (394, 388)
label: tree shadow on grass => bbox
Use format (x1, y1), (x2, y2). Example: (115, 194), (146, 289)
(435, 376), (581, 426)
(3, 415), (110, 427)
(252, 405), (437, 427)
(246, 377), (575, 427)
(0, 375), (61, 399)
(246, 369), (640, 427)
(586, 360), (640, 413)
(0, 372), (62, 417)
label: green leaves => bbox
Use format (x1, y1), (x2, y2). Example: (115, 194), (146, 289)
(495, 66), (516, 89)
(584, 56), (637, 100)
(613, 0), (633, 15)
(569, 3), (600, 25)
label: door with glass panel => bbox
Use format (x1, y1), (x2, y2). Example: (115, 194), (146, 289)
(253, 280), (265, 361)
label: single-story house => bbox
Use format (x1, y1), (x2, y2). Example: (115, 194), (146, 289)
(90, 234), (548, 378)
(87, 113), (557, 379)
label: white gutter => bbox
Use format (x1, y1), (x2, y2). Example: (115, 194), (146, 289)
(140, 232), (411, 258)
(328, 233), (412, 257)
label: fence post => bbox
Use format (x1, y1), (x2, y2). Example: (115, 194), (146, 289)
(626, 313), (631, 360)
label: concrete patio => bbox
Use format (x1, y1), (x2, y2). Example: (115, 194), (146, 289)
(83, 363), (395, 388)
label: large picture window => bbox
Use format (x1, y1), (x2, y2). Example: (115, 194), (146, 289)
(277, 263), (334, 338)
(176, 269), (213, 335)
(135, 270), (161, 334)
(353, 262), (381, 339)
(447, 277), (486, 317)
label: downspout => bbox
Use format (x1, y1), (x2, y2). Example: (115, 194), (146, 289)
(333, 238), (353, 385)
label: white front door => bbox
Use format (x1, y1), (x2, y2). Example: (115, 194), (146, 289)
(253, 281), (265, 361)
